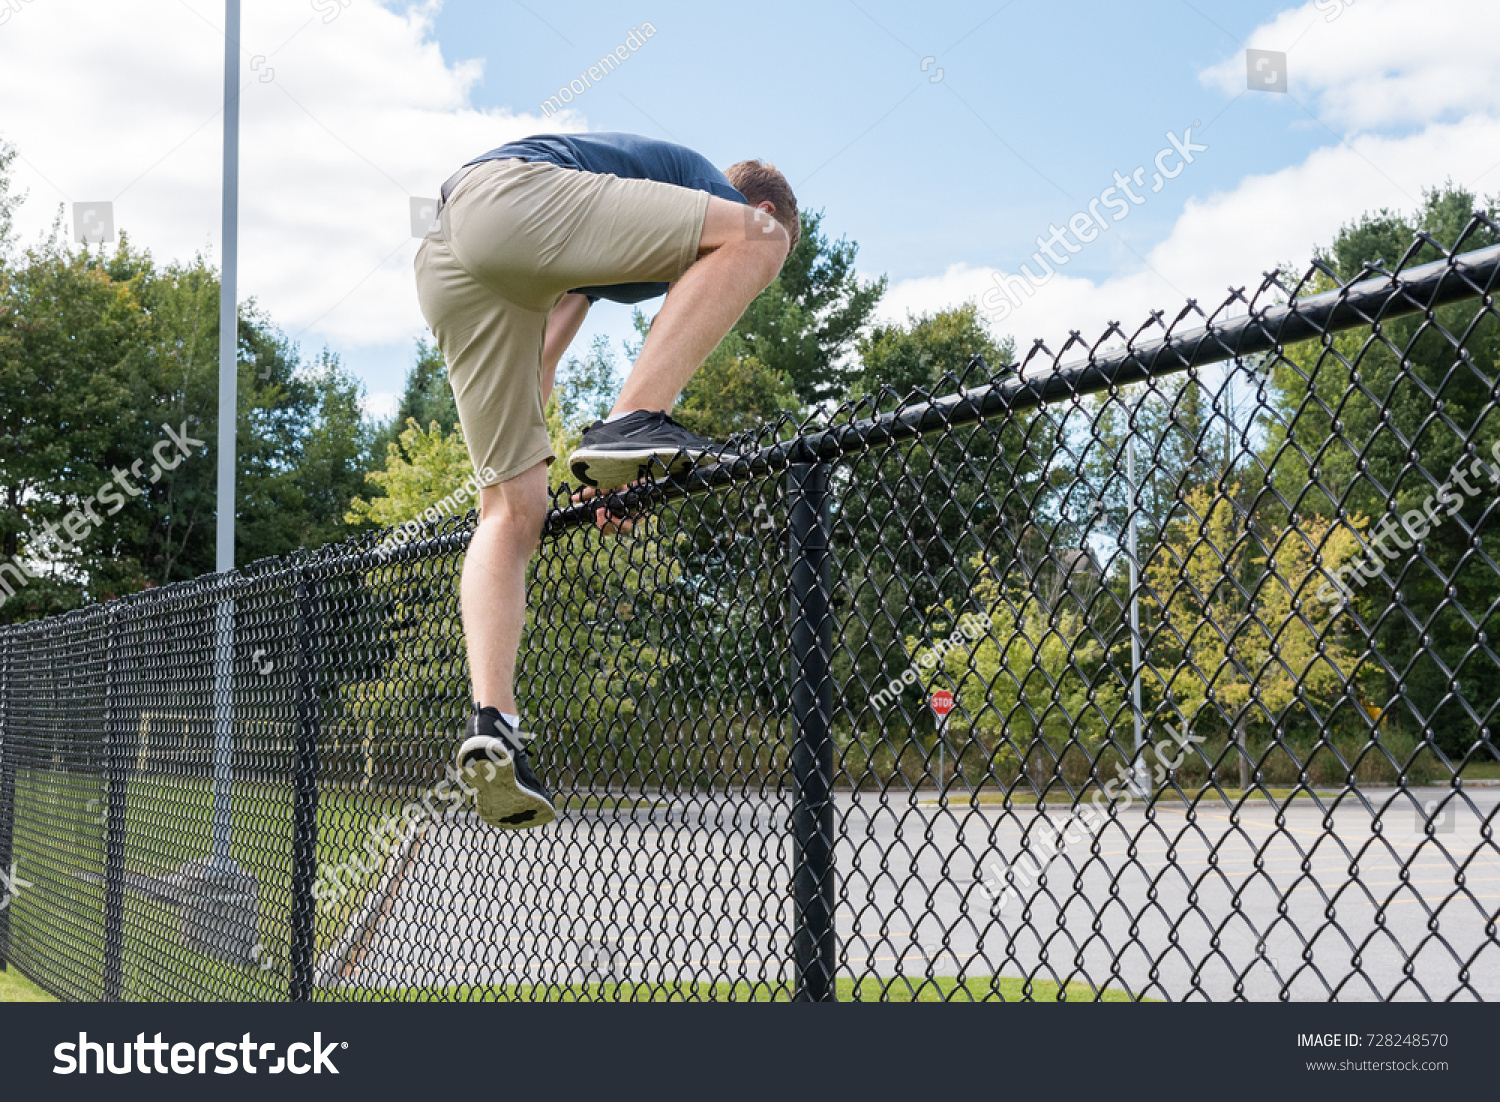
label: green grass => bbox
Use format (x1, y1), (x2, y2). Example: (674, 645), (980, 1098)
(0, 966), (57, 1002)
(6, 769), (409, 1000)
(1460, 760), (1500, 781)
(314, 975), (1142, 1002)
(0, 968), (1142, 1003)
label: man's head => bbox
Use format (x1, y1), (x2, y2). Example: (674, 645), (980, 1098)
(725, 160), (800, 254)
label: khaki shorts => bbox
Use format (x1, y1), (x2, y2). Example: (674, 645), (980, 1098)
(413, 159), (711, 487)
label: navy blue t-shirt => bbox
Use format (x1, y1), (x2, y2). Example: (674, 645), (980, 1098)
(464, 132), (745, 305)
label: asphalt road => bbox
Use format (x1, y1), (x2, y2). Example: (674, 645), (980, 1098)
(327, 785), (1499, 1001)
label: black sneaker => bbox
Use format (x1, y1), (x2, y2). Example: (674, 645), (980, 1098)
(455, 707), (557, 830)
(567, 410), (735, 489)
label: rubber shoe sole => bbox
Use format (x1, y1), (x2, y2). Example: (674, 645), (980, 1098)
(568, 445), (713, 490)
(457, 736), (556, 830)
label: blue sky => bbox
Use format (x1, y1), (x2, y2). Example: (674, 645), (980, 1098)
(427, 0), (1317, 379)
(432, 0), (1309, 279)
(2, 0), (1494, 416)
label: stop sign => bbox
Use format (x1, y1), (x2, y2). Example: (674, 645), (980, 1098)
(930, 691), (955, 718)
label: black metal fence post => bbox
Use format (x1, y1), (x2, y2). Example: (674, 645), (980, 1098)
(788, 460), (837, 1001)
(288, 565), (321, 1001)
(0, 631), (14, 972)
(102, 607), (127, 1001)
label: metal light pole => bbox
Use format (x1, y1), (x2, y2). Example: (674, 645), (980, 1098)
(167, 0), (261, 968)
(211, 0), (241, 873)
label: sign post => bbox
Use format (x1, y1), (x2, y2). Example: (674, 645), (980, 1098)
(929, 691), (955, 798)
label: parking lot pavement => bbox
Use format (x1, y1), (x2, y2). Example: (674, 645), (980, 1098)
(328, 787), (1499, 1001)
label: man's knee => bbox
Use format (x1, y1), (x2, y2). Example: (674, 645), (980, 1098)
(478, 500), (547, 549)
(741, 226), (789, 285)
(698, 198), (790, 279)
(478, 465), (550, 543)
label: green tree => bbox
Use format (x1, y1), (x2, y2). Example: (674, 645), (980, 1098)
(735, 209), (886, 406)
(0, 234), (151, 618)
(1264, 184), (1500, 757)
(0, 137), (18, 259)
(920, 564), (1123, 794)
(371, 339), (459, 461)
(1143, 486), (1362, 787)
(674, 331), (799, 441)
(346, 418), (474, 531)
(292, 350), (381, 549)
(835, 305), (1038, 733)
(0, 206), (382, 621)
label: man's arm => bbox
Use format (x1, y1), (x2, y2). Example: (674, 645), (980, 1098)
(541, 293), (591, 402)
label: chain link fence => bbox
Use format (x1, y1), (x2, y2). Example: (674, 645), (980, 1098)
(2, 219), (1499, 1002)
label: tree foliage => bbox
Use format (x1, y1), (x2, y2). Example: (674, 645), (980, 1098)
(0, 179), (381, 622)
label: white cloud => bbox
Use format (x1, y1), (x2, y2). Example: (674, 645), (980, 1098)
(0, 0), (574, 352)
(362, 390), (400, 421)
(1198, 0), (1500, 131)
(881, 0), (1500, 366)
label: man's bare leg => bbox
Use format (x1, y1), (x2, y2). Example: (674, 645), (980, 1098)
(457, 454), (557, 829)
(462, 460), (549, 715)
(462, 293), (589, 712)
(611, 198), (789, 414)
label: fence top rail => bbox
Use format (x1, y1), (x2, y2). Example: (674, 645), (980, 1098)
(0, 225), (1496, 623)
(541, 232), (1500, 531)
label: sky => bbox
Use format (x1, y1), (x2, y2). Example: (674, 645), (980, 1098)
(1, 0), (1497, 420)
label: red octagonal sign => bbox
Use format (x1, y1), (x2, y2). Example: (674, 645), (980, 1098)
(930, 690), (955, 718)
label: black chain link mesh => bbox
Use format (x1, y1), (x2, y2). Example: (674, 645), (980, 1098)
(2, 219), (1498, 1002)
